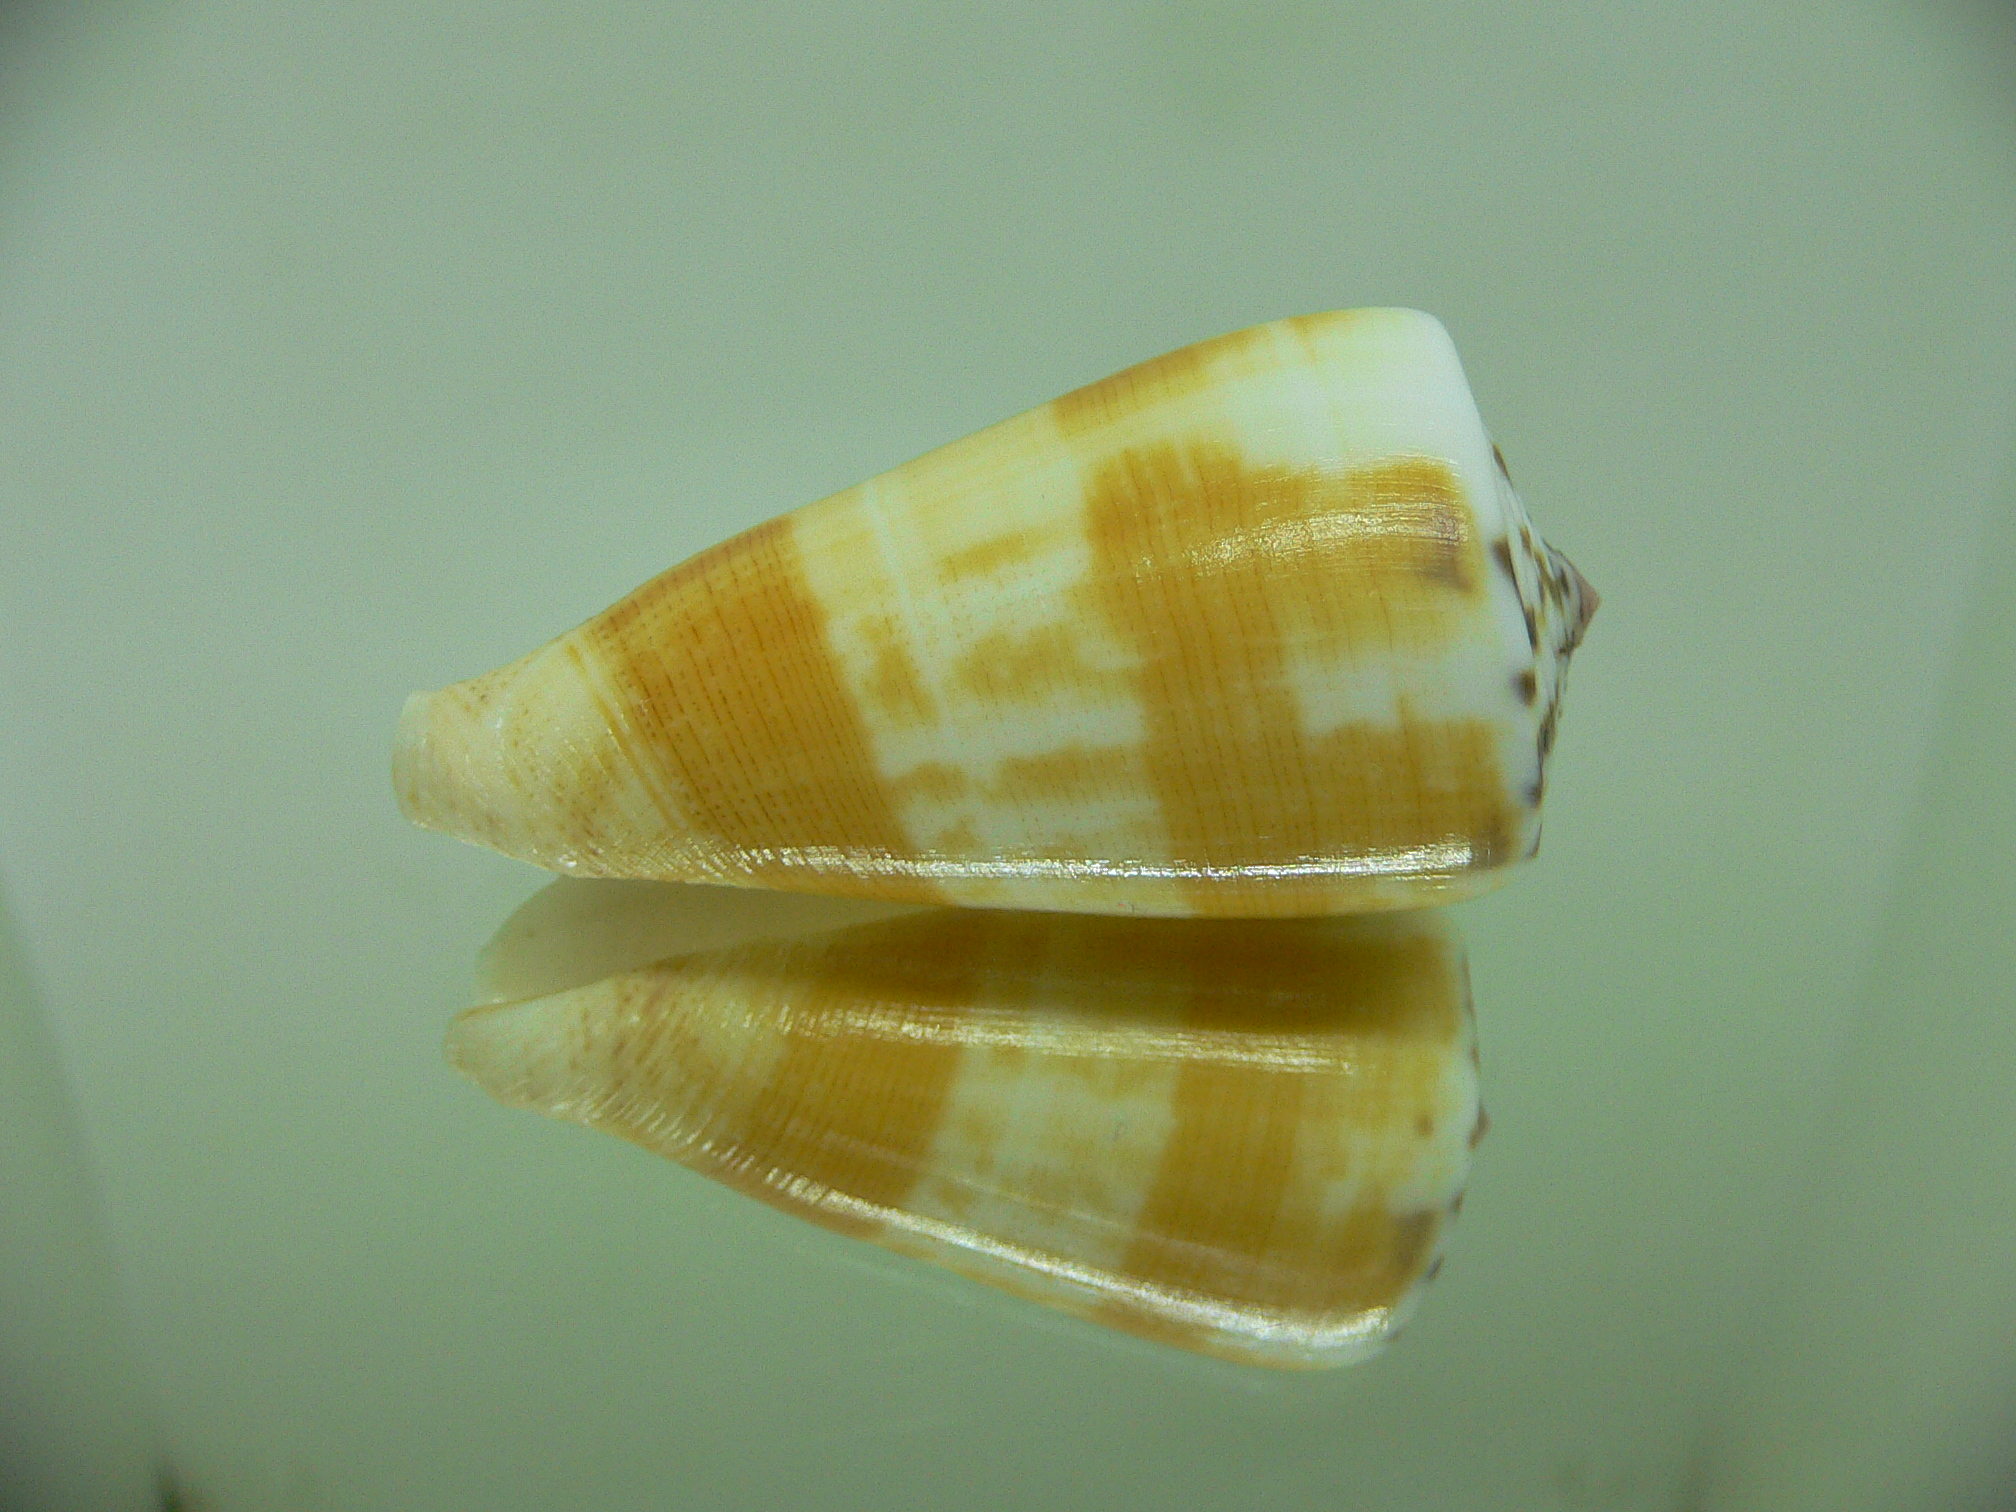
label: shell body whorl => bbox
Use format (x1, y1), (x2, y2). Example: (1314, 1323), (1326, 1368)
(396, 306), (1593, 917)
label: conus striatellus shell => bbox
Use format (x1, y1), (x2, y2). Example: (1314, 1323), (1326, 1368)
(396, 308), (1594, 918)
(407, 312), (1592, 1366)
(453, 880), (1482, 1369)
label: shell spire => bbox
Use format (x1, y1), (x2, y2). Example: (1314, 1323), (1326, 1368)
(396, 308), (1594, 916)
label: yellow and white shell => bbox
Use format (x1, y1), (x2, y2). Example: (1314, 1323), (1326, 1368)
(404, 311), (1593, 1366)
(396, 308), (1594, 918)
(453, 881), (1481, 1369)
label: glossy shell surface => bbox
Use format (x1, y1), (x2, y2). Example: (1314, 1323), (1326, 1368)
(396, 308), (1594, 917)
(453, 881), (1481, 1368)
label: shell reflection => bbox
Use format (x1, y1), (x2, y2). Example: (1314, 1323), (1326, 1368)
(452, 880), (1481, 1368)
(396, 308), (1594, 918)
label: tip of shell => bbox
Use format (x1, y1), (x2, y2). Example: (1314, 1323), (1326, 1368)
(444, 996), (563, 1111)
(393, 685), (499, 841)
(391, 690), (436, 824)
(1555, 553), (1599, 655)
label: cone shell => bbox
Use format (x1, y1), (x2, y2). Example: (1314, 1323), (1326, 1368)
(397, 307), (1594, 917)
(451, 881), (1482, 1369)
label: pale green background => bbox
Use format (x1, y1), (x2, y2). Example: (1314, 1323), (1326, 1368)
(2, 3), (2013, 1509)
